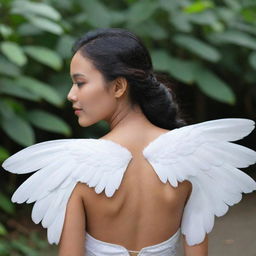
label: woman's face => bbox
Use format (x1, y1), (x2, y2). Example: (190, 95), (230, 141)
(67, 51), (118, 127)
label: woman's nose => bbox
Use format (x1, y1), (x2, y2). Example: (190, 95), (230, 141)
(67, 87), (78, 102)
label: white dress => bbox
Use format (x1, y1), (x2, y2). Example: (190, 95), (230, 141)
(85, 228), (181, 255)
(2, 118), (256, 255)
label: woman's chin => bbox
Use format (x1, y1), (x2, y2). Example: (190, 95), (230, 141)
(77, 117), (95, 127)
(78, 120), (88, 127)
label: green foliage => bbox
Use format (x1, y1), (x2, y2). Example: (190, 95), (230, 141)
(0, 230), (57, 256)
(0, 222), (7, 236)
(172, 34), (221, 62)
(0, 41), (27, 66)
(23, 46), (63, 70)
(0, 0), (70, 149)
(15, 76), (63, 107)
(195, 69), (235, 104)
(0, 57), (21, 76)
(0, 147), (9, 162)
(184, 1), (214, 13)
(11, 0), (63, 34)
(27, 110), (71, 136)
(249, 51), (256, 69)
(0, 192), (14, 215)
(2, 111), (35, 146)
(0, 78), (40, 101)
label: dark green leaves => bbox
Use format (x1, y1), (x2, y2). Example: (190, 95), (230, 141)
(173, 34), (221, 62)
(23, 46), (63, 70)
(27, 110), (71, 136)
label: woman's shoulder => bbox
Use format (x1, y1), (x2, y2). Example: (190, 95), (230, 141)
(99, 126), (172, 149)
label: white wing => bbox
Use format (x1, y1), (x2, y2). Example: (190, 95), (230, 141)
(143, 118), (256, 246)
(1, 138), (132, 244)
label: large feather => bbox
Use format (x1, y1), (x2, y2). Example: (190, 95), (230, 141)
(143, 118), (256, 246)
(2, 139), (132, 244)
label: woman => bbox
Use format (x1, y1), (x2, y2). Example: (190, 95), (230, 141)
(53, 28), (256, 255)
(65, 27), (203, 255)
(2, 28), (256, 256)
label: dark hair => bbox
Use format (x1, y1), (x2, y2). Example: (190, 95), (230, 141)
(72, 28), (187, 130)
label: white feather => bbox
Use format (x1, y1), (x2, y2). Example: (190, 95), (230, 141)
(143, 118), (256, 246)
(2, 139), (132, 244)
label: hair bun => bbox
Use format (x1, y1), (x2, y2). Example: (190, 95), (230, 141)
(147, 73), (159, 87)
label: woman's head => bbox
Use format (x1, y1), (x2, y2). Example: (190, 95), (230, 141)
(67, 27), (187, 129)
(69, 50), (126, 127)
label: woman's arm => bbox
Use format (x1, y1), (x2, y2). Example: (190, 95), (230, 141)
(58, 182), (86, 256)
(182, 233), (208, 256)
(181, 181), (208, 255)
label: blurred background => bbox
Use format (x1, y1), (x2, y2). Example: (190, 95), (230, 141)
(0, 0), (255, 255)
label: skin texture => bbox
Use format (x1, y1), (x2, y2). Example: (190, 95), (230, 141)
(58, 183), (86, 256)
(61, 50), (208, 255)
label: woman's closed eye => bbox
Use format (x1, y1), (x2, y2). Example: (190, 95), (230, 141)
(75, 82), (85, 87)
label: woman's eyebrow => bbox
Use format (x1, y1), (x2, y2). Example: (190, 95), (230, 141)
(71, 73), (86, 79)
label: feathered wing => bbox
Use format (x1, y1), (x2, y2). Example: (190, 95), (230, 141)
(1, 138), (132, 245)
(143, 118), (256, 246)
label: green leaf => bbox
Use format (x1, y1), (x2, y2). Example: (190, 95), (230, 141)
(48, 73), (72, 101)
(80, 0), (111, 27)
(17, 23), (43, 36)
(151, 50), (172, 71)
(23, 46), (63, 70)
(0, 41), (27, 66)
(11, 239), (38, 256)
(132, 20), (167, 40)
(249, 51), (256, 70)
(0, 57), (20, 77)
(109, 10), (127, 25)
(0, 78), (40, 101)
(15, 76), (63, 107)
(173, 34), (221, 62)
(151, 50), (201, 83)
(0, 193), (14, 215)
(195, 68), (235, 104)
(231, 21), (256, 37)
(27, 15), (63, 35)
(183, 1), (214, 13)
(0, 24), (13, 38)
(27, 110), (71, 136)
(187, 10), (218, 25)
(170, 13), (192, 32)
(215, 7), (235, 23)
(223, 0), (241, 10)
(0, 240), (10, 255)
(127, 0), (158, 25)
(159, 0), (179, 12)
(0, 99), (15, 119)
(0, 146), (9, 162)
(241, 7), (256, 23)
(2, 113), (35, 146)
(11, 0), (61, 21)
(0, 222), (7, 236)
(209, 30), (256, 50)
(0, 98), (26, 117)
(56, 35), (76, 59)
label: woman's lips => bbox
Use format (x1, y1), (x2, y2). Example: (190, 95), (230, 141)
(74, 109), (83, 115)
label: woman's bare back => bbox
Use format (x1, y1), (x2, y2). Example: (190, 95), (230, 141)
(80, 129), (192, 251)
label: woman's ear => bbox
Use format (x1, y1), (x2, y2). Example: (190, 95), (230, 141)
(113, 77), (128, 98)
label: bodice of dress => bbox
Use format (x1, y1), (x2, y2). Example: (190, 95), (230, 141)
(85, 228), (181, 256)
